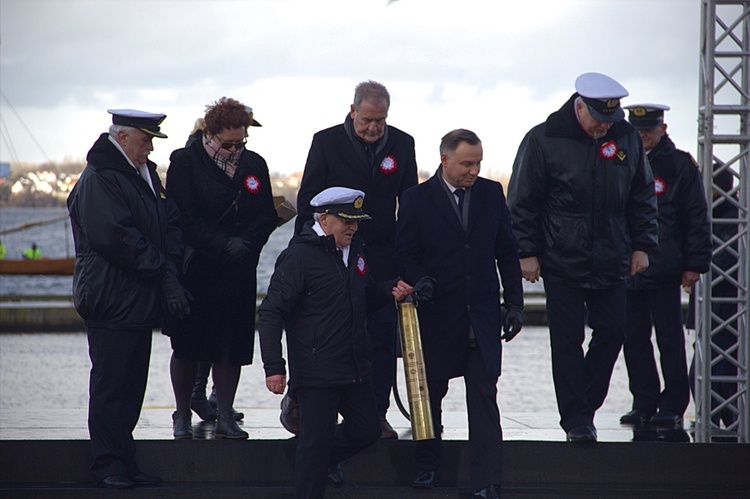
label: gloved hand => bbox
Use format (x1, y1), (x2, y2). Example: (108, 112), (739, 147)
(501, 304), (523, 341)
(160, 270), (192, 320)
(412, 276), (436, 302)
(222, 237), (250, 263)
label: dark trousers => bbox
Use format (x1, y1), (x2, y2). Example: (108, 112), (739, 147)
(87, 326), (152, 482)
(624, 286), (689, 416)
(367, 305), (398, 417)
(415, 347), (503, 492)
(295, 383), (381, 499)
(544, 281), (626, 432)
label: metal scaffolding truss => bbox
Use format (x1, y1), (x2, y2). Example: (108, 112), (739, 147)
(696, 0), (750, 442)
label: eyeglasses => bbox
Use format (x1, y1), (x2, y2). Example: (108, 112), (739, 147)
(214, 135), (246, 151)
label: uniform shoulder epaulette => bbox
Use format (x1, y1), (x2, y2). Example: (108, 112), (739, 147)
(676, 149), (699, 168)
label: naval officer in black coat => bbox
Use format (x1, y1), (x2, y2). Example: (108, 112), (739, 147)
(68, 109), (190, 489)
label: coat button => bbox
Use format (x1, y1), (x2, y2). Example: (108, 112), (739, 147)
(464, 244), (470, 249)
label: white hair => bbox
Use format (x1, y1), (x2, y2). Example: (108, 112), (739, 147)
(312, 212), (323, 223)
(109, 124), (136, 139)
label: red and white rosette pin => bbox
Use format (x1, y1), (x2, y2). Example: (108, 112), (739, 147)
(379, 155), (398, 175)
(356, 255), (367, 275)
(599, 141), (619, 160)
(243, 174), (261, 194)
(654, 177), (666, 196)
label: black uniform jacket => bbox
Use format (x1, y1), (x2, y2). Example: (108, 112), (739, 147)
(165, 140), (277, 363)
(295, 116), (418, 287)
(628, 135), (711, 290)
(67, 133), (183, 330)
(396, 171), (524, 380)
(508, 94), (658, 289)
(258, 223), (374, 388)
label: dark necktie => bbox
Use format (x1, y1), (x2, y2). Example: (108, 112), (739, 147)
(455, 188), (465, 213)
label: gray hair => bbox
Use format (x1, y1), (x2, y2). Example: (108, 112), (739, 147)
(439, 129), (481, 155)
(109, 124), (135, 139)
(353, 80), (390, 111)
(312, 212), (323, 223)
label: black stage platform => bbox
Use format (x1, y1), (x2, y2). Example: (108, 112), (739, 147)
(1, 409), (748, 498)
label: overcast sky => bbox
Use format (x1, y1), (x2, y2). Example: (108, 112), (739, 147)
(1, 0), (702, 179)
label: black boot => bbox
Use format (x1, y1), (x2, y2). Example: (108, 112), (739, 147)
(215, 411), (248, 439)
(191, 362), (216, 422)
(208, 385), (243, 421)
(172, 411), (193, 439)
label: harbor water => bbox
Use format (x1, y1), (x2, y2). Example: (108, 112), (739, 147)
(0, 207), (693, 427)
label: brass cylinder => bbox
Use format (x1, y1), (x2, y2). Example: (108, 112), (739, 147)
(397, 301), (435, 440)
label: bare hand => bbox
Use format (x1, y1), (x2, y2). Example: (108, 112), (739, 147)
(520, 256), (540, 283)
(682, 270), (700, 292)
(265, 374), (286, 395)
(392, 279), (414, 302)
(630, 250), (649, 276)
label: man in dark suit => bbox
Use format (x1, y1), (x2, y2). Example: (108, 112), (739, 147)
(396, 129), (523, 498)
(288, 80), (418, 438)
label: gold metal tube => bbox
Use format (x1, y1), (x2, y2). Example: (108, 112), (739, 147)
(397, 301), (435, 440)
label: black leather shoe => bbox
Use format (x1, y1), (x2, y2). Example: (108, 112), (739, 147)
(129, 473), (162, 486)
(620, 409), (654, 426)
(473, 484), (501, 498)
(100, 474), (135, 489)
(566, 424), (597, 442)
(326, 463), (344, 487)
(232, 408), (245, 421)
(650, 410), (683, 426)
(412, 470), (438, 488)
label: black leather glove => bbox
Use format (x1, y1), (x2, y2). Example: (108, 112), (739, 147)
(502, 304), (523, 341)
(222, 237), (251, 263)
(160, 270), (192, 320)
(412, 276), (436, 302)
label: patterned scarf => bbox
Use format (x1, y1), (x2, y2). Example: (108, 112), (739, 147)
(203, 133), (243, 179)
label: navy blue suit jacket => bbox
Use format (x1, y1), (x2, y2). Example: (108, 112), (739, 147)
(396, 170), (523, 379)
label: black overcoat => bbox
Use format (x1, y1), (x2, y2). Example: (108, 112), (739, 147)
(67, 133), (183, 330)
(628, 135), (711, 290)
(396, 171), (523, 380)
(166, 140), (277, 364)
(258, 224), (373, 388)
(507, 94), (658, 289)
(295, 116), (418, 290)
